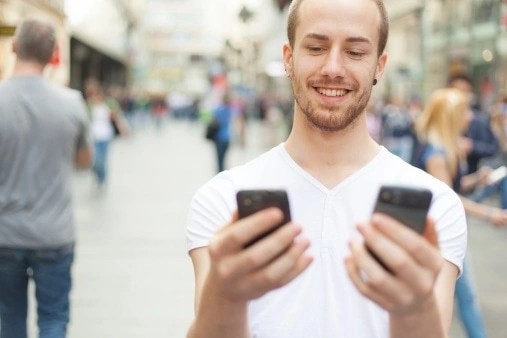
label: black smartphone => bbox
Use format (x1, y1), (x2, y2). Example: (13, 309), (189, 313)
(368, 185), (433, 271)
(236, 190), (291, 247)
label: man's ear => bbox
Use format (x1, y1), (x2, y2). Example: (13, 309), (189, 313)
(282, 43), (293, 77)
(374, 52), (388, 81)
(11, 41), (17, 54)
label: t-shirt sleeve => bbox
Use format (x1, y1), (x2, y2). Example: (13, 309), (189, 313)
(186, 174), (237, 252)
(429, 186), (467, 277)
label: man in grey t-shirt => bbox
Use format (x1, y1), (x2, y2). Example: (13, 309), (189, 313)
(0, 18), (92, 338)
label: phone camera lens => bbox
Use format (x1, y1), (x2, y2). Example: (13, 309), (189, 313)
(381, 191), (392, 201)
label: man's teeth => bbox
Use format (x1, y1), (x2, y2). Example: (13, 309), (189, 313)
(318, 88), (347, 97)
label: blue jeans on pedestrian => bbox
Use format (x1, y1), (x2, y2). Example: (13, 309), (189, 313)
(93, 140), (110, 186)
(0, 244), (74, 338)
(215, 139), (229, 173)
(455, 258), (487, 338)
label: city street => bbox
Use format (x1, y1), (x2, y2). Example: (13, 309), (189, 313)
(28, 118), (507, 337)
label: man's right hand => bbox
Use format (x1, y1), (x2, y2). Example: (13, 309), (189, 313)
(206, 208), (312, 302)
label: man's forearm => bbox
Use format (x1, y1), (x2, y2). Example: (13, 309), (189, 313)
(390, 295), (446, 338)
(187, 284), (250, 338)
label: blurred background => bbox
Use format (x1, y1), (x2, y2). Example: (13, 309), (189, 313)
(2, 0), (507, 110)
(0, 0), (506, 337)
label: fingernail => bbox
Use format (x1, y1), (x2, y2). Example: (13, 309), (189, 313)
(372, 213), (388, 228)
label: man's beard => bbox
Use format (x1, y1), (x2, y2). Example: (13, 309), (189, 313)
(291, 76), (372, 133)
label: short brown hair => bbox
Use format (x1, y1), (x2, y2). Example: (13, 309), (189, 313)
(14, 18), (56, 65)
(287, 0), (389, 56)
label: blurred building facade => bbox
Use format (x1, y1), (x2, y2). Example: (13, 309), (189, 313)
(2, 0), (507, 109)
(65, 0), (134, 91)
(0, 0), (134, 91)
(385, 0), (506, 110)
(130, 0), (222, 97)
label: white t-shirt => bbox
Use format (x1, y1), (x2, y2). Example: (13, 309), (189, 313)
(90, 102), (114, 141)
(186, 144), (467, 338)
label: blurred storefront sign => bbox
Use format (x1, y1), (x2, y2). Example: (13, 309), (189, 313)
(0, 25), (16, 36)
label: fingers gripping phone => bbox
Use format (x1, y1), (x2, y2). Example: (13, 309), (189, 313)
(236, 190), (291, 247)
(368, 185), (433, 271)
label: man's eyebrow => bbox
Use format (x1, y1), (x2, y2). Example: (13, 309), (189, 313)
(303, 33), (329, 41)
(346, 36), (372, 45)
(302, 33), (372, 46)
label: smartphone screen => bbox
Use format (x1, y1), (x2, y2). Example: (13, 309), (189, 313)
(369, 185), (433, 271)
(236, 190), (291, 247)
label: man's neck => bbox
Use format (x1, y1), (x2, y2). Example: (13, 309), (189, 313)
(284, 110), (381, 189)
(13, 60), (45, 76)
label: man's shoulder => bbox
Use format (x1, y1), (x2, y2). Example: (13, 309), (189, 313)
(43, 81), (83, 100)
(379, 148), (451, 189)
(44, 84), (88, 114)
(0, 77), (18, 93)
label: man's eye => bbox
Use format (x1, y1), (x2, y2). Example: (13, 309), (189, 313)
(348, 51), (365, 58)
(307, 46), (324, 53)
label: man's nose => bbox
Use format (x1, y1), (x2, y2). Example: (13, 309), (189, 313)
(320, 49), (346, 78)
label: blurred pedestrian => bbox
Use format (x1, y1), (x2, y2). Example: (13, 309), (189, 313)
(0, 18), (92, 338)
(490, 94), (507, 150)
(447, 75), (507, 212)
(450, 74), (500, 174)
(412, 88), (507, 338)
(380, 96), (414, 162)
(469, 93), (507, 209)
(231, 94), (247, 147)
(151, 94), (169, 130)
(211, 92), (233, 172)
(85, 79), (128, 189)
(186, 1), (466, 337)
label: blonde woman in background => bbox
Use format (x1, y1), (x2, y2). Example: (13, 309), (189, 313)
(413, 88), (507, 224)
(412, 88), (507, 338)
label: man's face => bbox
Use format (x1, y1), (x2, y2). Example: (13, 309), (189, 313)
(283, 0), (386, 132)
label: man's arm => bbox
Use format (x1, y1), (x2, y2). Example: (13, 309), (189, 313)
(187, 247), (250, 338)
(74, 146), (92, 169)
(187, 209), (312, 338)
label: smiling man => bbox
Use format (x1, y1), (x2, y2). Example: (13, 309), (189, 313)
(185, 1), (467, 337)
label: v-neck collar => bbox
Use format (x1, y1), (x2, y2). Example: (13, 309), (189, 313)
(277, 143), (389, 195)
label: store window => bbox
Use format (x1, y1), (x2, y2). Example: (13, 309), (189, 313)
(474, 0), (496, 24)
(427, 0), (446, 34)
(448, 0), (472, 34)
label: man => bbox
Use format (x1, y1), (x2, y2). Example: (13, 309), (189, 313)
(186, 1), (467, 337)
(0, 18), (92, 338)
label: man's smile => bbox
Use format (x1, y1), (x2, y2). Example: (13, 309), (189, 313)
(316, 87), (349, 97)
